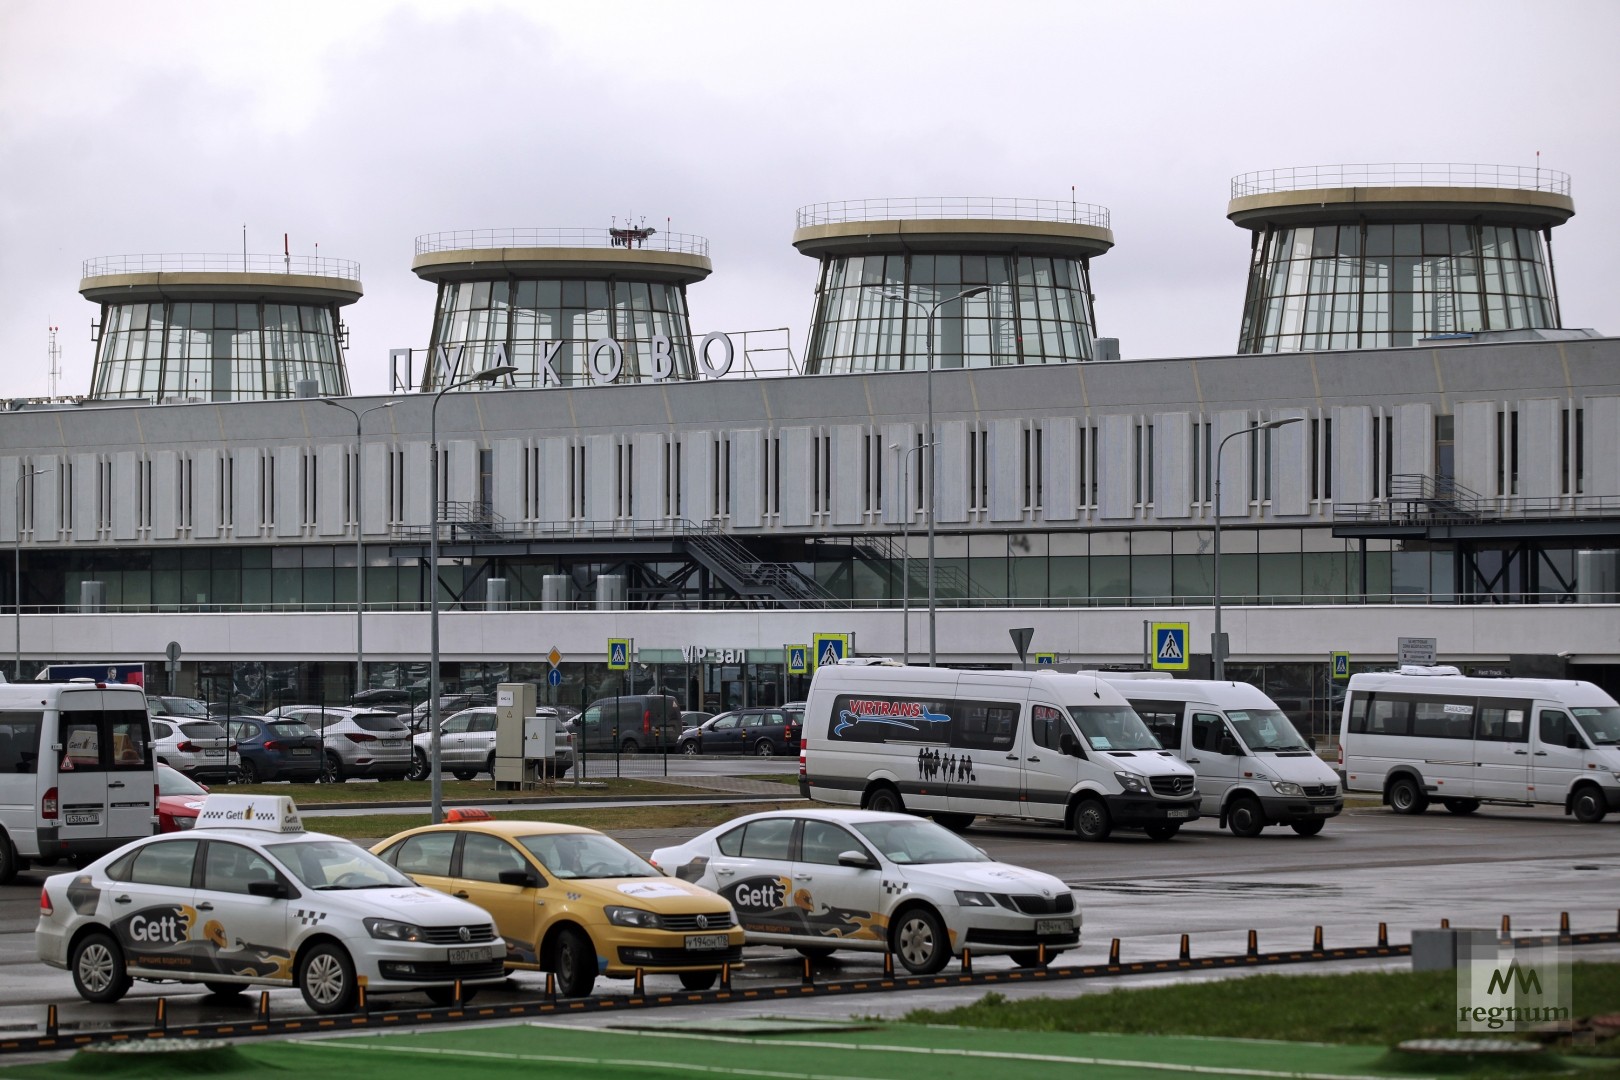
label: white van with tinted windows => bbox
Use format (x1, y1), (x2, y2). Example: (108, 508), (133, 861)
(800, 663), (1199, 841)
(1340, 666), (1620, 822)
(1094, 673), (1342, 836)
(0, 681), (156, 882)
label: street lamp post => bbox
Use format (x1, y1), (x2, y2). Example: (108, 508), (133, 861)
(428, 364), (517, 824)
(876, 285), (989, 667)
(1212, 417), (1302, 680)
(888, 440), (927, 665)
(319, 399), (396, 697)
(13, 466), (49, 681)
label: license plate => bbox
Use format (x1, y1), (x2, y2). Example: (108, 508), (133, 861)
(447, 946), (491, 964)
(65, 811), (100, 826)
(685, 934), (730, 950)
(382, 740), (403, 748)
(1036, 919), (1073, 936)
(204, 749), (225, 757)
(291, 748), (312, 756)
(1166, 808), (1193, 819)
(1313, 804), (1335, 814)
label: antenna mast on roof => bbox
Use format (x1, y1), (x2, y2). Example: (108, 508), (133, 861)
(47, 325), (61, 397)
(608, 212), (657, 249)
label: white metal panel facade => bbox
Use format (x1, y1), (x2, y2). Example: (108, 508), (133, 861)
(633, 432), (665, 521)
(936, 421), (969, 523)
(1333, 406), (1372, 503)
(113, 452), (138, 541)
(683, 432), (713, 525)
(1586, 397), (1620, 498)
(1154, 413), (1190, 520)
(149, 451), (176, 541)
(777, 427), (812, 527)
(404, 442), (431, 527)
(74, 453), (101, 541)
(540, 437), (570, 523)
(1273, 409), (1309, 517)
(1395, 402), (1433, 478)
(318, 444), (346, 536)
(274, 446), (303, 538)
(493, 439), (525, 523)
(586, 435), (616, 521)
(989, 418), (1022, 522)
(362, 443), (391, 535)
(1041, 417), (1077, 522)
(1098, 412), (1136, 520)
(832, 424), (864, 526)
(233, 448), (261, 537)
(731, 429), (764, 528)
(1455, 400), (1498, 497)
(0, 458), (16, 543)
(192, 451), (219, 539)
(1518, 398), (1561, 499)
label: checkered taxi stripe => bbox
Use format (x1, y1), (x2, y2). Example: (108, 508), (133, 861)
(294, 909), (329, 927)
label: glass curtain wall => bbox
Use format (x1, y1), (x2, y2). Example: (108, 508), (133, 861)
(429, 278), (698, 388)
(804, 253), (1097, 374)
(1237, 223), (1558, 352)
(90, 301), (349, 401)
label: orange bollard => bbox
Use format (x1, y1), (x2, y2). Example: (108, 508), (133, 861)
(961, 948), (972, 974)
(1247, 930), (1258, 957)
(1179, 934), (1190, 960)
(258, 991), (271, 1020)
(1108, 938), (1120, 965)
(1313, 925), (1323, 951)
(1377, 922), (1388, 947)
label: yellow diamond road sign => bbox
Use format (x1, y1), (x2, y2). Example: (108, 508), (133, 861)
(548, 647), (562, 668)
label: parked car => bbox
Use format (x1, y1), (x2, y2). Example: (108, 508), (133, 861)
(405, 694), (494, 735)
(571, 694), (683, 755)
(149, 716), (237, 783)
(650, 808), (1079, 974)
(349, 688), (415, 714)
(147, 695), (213, 721)
(678, 706), (801, 757)
(224, 716), (324, 784)
(38, 794), (506, 1013)
(405, 706), (574, 781)
(155, 763), (207, 832)
(269, 706), (412, 782)
(679, 710), (714, 729)
(373, 817), (742, 996)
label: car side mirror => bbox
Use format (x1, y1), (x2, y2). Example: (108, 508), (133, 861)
(1059, 731), (1085, 758)
(836, 850), (877, 870)
(1566, 733), (1583, 750)
(498, 869), (541, 888)
(248, 880), (291, 900)
(1219, 736), (1239, 757)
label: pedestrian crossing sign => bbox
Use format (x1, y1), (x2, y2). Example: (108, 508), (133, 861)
(786, 645), (810, 675)
(1034, 652), (1057, 666)
(607, 638), (631, 671)
(1331, 651), (1351, 680)
(1150, 622), (1190, 671)
(811, 633), (848, 670)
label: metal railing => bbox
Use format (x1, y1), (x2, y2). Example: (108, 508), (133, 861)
(1334, 474), (1620, 525)
(81, 253), (362, 279)
(414, 228), (710, 257)
(1231, 163), (1572, 199)
(796, 196), (1111, 230)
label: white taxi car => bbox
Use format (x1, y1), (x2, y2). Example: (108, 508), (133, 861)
(649, 808), (1079, 974)
(36, 794), (505, 1014)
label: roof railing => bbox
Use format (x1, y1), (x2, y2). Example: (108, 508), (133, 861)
(1231, 163), (1572, 199)
(81, 254), (361, 279)
(796, 196), (1111, 230)
(414, 228), (710, 257)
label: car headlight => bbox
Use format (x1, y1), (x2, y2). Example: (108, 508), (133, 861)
(954, 891), (995, 907)
(1272, 781), (1304, 796)
(364, 918), (424, 942)
(1114, 772), (1147, 794)
(605, 905), (663, 929)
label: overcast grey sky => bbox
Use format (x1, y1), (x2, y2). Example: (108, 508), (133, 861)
(2, 0), (1617, 398)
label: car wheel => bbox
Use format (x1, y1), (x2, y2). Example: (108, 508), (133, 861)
(1387, 774), (1428, 814)
(754, 739), (775, 757)
(553, 925), (597, 997)
(1572, 785), (1609, 824)
(931, 812), (975, 833)
(424, 985), (478, 1006)
(1227, 796), (1266, 837)
(681, 741), (699, 756)
(1443, 798), (1481, 815)
(1144, 822), (1181, 841)
(619, 739), (639, 757)
(865, 785), (904, 814)
(237, 759), (259, 785)
(298, 941), (358, 1014)
(679, 971), (717, 990)
(892, 906), (950, 975)
(71, 931), (132, 1004)
(203, 980), (246, 996)
(1008, 949), (1055, 969)
(0, 832), (17, 886)
(451, 769), (478, 782)
(1073, 797), (1112, 842)
(321, 753), (344, 785)
(405, 750), (429, 782)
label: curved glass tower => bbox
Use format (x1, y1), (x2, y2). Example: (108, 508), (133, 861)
(81, 254), (361, 401)
(793, 197), (1114, 374)
(1229, 164), (1574, 352)
(411, 227), (711, 389)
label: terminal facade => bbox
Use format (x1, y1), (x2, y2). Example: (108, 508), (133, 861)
(4, 166), (1615, 739)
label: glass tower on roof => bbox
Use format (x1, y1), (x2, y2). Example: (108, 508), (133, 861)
(1229, 163), (1574, 352)
(793, 197), (1114, 374)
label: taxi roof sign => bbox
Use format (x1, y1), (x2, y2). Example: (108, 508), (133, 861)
(194, 794), (304, 834)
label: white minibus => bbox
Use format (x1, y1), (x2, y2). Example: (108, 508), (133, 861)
(1092, 673), (1343, 836)
(1339, 666), (1620, 822)
(799, 662), (1200, 841)
(0, 680), (156, 882)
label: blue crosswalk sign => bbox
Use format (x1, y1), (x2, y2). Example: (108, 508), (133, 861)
(1331, 651), (1351, 680)
(1150, 622), (1190, 671)
(787, 645), (809, 675)
(812, 633), (847, 670)
(607, 638), (631, 671)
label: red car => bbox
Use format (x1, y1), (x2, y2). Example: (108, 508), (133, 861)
(156, 762), (208, 831)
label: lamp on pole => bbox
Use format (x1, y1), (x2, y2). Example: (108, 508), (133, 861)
(428, 364), (517, 824)
(875, 284), (990, 667)
(1212, 417), (1302, 680)
(888, 440), (927, 665)
(14, 465), (49, 681)
(319, 399), (397, 697)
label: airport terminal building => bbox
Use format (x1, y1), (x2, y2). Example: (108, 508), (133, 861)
(3, 167), (1616, 738)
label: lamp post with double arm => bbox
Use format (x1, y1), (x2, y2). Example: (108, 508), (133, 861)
(1212, 417), (1303, 680)
(888, 440), (927, 665)
(318, 399), (396, 698)
(428, 365), (517, 824)
(875, 285), (990, 667)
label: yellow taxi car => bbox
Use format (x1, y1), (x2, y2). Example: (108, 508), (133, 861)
(371, 813), (742, 996)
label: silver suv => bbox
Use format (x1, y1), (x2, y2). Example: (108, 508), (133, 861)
(275, 706), (412, 782)
(406, 706), (575, 781)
